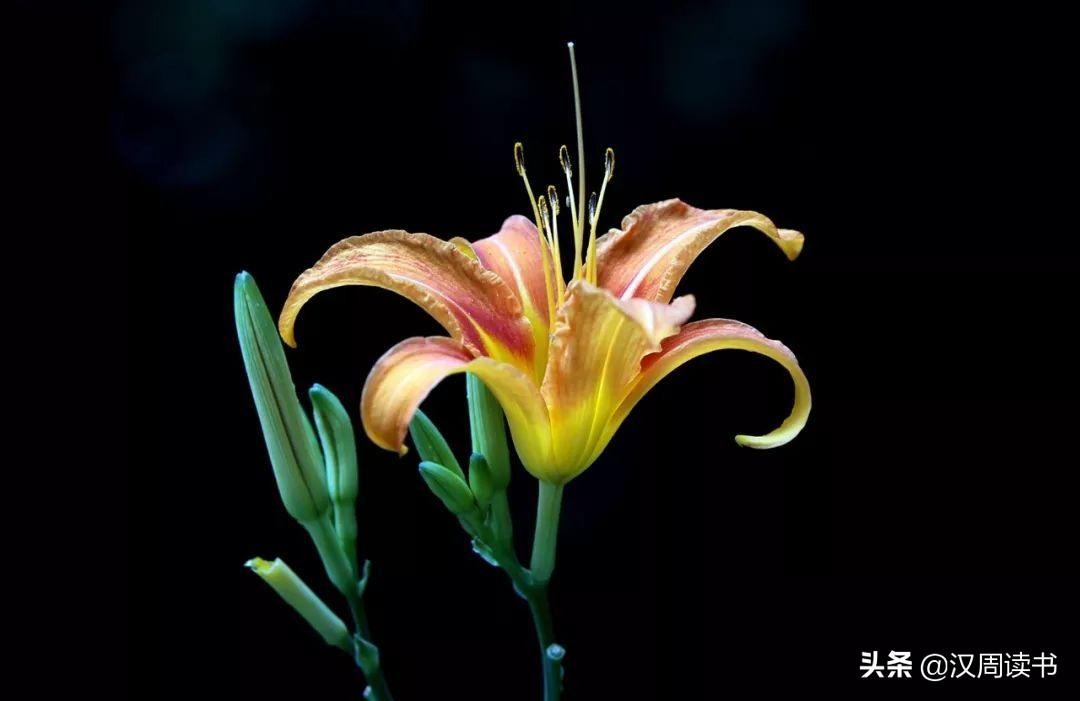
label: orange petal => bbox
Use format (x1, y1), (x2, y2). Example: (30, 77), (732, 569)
(596, 199), (804, 303)
(591, 318), (810, 465)
(361, 336), (555, 475)
(540, 280), (694, 481)
(278, 231), (534, 369)
(467, 216), (553, 377)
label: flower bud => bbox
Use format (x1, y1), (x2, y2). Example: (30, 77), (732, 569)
(418, 461), (477, 518)
(234, 272), (329, 522)
(309, 384), (359, 569)
(466, 373), (510, 489)
(409, 410), (464, 479)
(468, 452), (495, 506)
(245, 557), (351, 650)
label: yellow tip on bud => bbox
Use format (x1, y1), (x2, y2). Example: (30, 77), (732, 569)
(245, 557), (352, 650)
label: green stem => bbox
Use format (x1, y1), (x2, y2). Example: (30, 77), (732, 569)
(354, 636), (394, 701)
(303, 516), (391, 700)
(523, 583), (561, 701)
(530, 482), (563, 583)
(490, 490), (514, 546)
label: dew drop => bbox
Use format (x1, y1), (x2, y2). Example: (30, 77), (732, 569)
(471, 538), (499, 567)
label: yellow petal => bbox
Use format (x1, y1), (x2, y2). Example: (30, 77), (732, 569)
(596, 199), (804, 303)
(466, 216), (556, 379)
(278, 230), (535, 370)
(540, 280), (694, 482)
(360, 336), (555, 476)
(591, 318), (810, 465)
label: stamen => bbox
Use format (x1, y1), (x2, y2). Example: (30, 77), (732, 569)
(558, 144), (572, 178)
(513, 142), (526, 176)
(547, 184), (561, 216)
(515, 142), (557, 324)
(546, 185), (566, 300)
(559, 144), (582, 276)
(538, 194), (553, 247)
(513, 142), (543, 227)
(585, 191), (598, 283)
(586, 147), (616, 283)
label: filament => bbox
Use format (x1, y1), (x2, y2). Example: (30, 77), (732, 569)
(586, 147), (615, 283)
(559, 144), (582, 276)
(515, 142), (557, 324)
(546, 184), (566, 300)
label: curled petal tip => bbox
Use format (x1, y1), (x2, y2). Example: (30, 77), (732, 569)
(279, 321), (298, 348)
(779, 229), (805, 261)
(734, 432), (798, 449)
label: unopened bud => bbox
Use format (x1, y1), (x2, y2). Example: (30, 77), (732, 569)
(419, 461), (477, 518)
(468, 452), (495, 506)
(245, 557), (351, 650)
(234, 272), (329, 522)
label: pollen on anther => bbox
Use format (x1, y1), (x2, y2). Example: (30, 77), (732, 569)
(538, 195), (551, 230)
(558, 145), (572, 176)
(547, 185), (560, 215)
(604, 147), (615, 181)
(514, 142), (526, 176)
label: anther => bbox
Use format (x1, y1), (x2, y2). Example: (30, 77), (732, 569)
(547, 185), (560, 216)
(514, 142), (526, 176)
(538, 195), (552, 234)
(587, 191), (598, 227)
(559, 145), (572, 177)
(604, 147), (615, 182)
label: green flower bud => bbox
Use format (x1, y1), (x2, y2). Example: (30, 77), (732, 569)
(409, 410), (464, 479)
(234, 272), (329, 522)
(468, 452), (495, 506)
(418, 461), (476, 518)
(309, 384), (359, 571)
(245, 557), (351, 651)
(466, 373), (510, 490)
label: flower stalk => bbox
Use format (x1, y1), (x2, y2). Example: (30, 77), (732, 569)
(242, 39), (809, 701)
(235, 272), (393, 701)
(411, 396), (565, 699)
(530, 482), (563, 584)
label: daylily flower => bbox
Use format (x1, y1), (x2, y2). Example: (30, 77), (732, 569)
(278, 197), (810, 486)
(277, 60), (810, 488)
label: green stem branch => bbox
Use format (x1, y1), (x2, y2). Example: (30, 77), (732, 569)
(304, 517), (392, 700)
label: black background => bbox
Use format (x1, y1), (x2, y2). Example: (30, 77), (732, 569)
(104, 0), (1080, 697)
